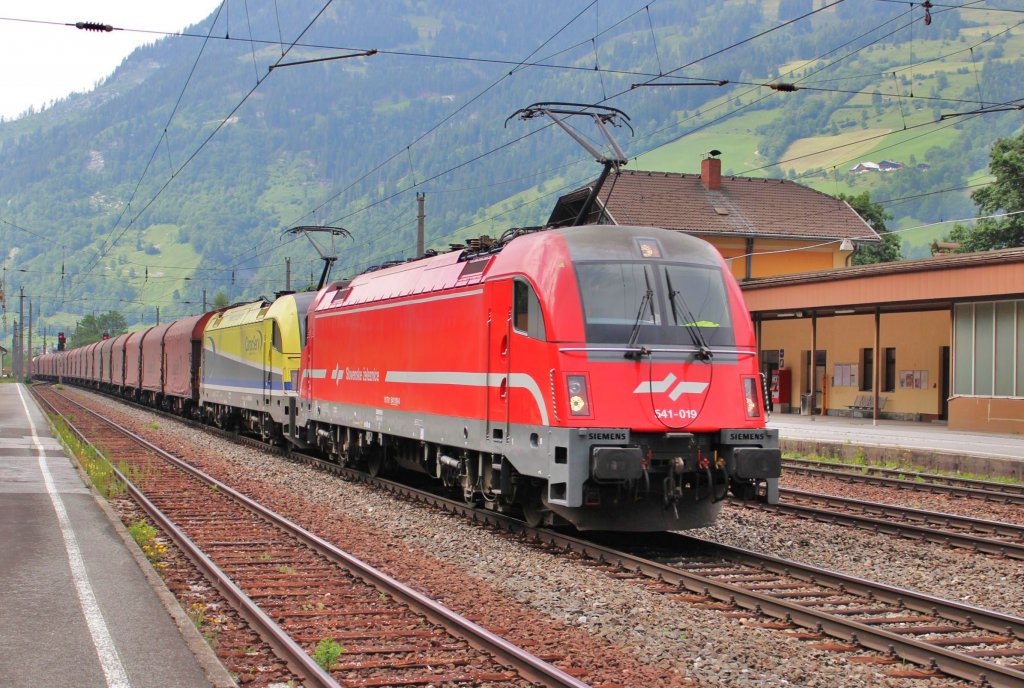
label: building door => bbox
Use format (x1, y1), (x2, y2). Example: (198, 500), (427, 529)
(486, 283), (513, 441)
(939, 346), (950, 421)
(802, 350), (827, 413)
(814, 350), (826, 413)
(761, 349), (780, 382)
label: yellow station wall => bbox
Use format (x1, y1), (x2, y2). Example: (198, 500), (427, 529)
(707, 237), (845, 281)
(759, 310), (950, 418)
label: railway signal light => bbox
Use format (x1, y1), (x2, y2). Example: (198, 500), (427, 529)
(57, 332), (66, 350)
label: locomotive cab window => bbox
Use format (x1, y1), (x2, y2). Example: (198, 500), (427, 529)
(513, 279), (546, 340)
(575, 261), (734, 348)
(271, 320), (283, 352)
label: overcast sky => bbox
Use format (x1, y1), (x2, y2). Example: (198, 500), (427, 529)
(0, 1), (221, 120)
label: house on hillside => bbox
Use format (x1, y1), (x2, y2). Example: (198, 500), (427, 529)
(849, 161), (880, 174)
(547, 156), (880, 282)
(878, 160), (904, 171)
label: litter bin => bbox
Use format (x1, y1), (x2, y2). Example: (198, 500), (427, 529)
(800, 394), (811, 415)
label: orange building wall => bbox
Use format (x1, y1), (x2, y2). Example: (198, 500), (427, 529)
(948, 397), (1024, 434)
(703, 236), (845, 281)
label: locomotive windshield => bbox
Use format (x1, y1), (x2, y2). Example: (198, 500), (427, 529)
(575, 261), (734, 347)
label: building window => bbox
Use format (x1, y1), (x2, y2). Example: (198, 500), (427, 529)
(860, 348), (873, 392)
(883, 347), (896, 393)
(953, 299), (1024, 397)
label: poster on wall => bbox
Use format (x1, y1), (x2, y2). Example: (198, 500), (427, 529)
(831, 364), (859, 387)
(899, 370), (929, 389)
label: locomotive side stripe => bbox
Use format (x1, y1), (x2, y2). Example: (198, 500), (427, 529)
(203, 346), (284, 376)
(318, 288), (484, 317)
(384, 371), (549, 426)
(202, 382), (296, 395)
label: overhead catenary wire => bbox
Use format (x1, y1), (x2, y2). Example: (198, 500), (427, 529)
(8, 0), (1015, 319)
(69, 0), (343, 294)
(70, 0), (933, 292)
(74, 2), (1015, 294)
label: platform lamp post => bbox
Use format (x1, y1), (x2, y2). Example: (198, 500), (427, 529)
(838, 238), (855, 267)
(18, 286), (24, 380)
(11, 320), (18, 379)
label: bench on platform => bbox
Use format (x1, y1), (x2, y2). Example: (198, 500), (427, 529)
(848, 394), (887, 413)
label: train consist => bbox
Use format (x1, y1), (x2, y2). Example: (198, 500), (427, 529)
(34, 224), (780, 531)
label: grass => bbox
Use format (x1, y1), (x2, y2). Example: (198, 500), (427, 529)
(633, 107), (779, 175)
(312, 638), (345, 672)
(784, 451), (1024, 485)
(186, 602), (219, 649)
(50, 416), (126, 500)
(128, 520), (168, 571)
(782, 129), (892, 175)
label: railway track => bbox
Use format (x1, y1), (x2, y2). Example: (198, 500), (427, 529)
(588, 531), (1024, 686)
(42, 384), (1024, 687)
(32, 385), (587, 688)
(733, 488), (1024, 560)
(781, 457), (1024, 505)
(280, 444), (1024, 686)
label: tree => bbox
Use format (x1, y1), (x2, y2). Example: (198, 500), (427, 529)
(838, 192), (901, 264)
(948, 131), (1024, 251)
(213, 291), (230, 308)
(74, 311), (128, 346)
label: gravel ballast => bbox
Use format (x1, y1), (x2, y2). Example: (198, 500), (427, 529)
(72, 388), (1002, 687)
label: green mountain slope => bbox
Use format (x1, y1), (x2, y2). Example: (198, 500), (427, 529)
(1, 0), (1021, 343)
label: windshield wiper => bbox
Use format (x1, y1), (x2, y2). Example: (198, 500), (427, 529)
(666, 272), (713, 362)
(624, 268), (655, 360)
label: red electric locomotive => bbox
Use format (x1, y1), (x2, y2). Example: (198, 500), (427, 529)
(297, 224), (780, 531)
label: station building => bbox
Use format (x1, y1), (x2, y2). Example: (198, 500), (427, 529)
(551, 158), (1024, 435)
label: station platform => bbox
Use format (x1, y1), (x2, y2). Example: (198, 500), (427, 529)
(770, 412), (1024, 480)
(0, 383), (233, 688)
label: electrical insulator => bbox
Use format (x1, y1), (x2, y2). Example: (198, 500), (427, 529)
(75, 21), (114, 32)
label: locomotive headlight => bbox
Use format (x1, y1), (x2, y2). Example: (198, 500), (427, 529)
(742, 377), (761, 418)
(567, 375), (591, 416)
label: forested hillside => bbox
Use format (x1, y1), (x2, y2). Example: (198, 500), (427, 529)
(1, 0), (1021, 342)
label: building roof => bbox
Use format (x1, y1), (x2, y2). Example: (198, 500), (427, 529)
(549, 169), (879, 243)
(741, 246), (1024, 316)
(744, 245), (1024, 289)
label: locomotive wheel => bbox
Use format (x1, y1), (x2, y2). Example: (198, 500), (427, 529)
(259, 416), (274, 443)
(520, 485), (548, 528)
(367, 449), (390, 478)
(522, 498), (546, 528)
